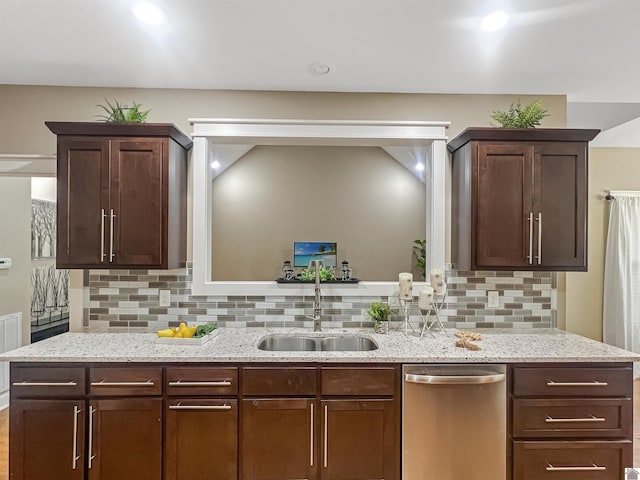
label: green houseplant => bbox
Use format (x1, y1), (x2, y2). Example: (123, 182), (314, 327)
(413, 239), (426, 279)
(490, 99), (549, 128)
(97, 98), (151, 123)
(367, 302), (392, 334)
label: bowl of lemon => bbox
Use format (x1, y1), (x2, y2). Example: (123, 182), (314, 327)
(155, 322), (218, 345)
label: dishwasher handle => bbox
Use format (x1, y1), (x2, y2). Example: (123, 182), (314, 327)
(405, 372), (505, 385)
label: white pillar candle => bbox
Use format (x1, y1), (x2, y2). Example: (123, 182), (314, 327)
(418, 286), (434, 310)
(430, 268), (446, 295)
(398, 272), (413, 300)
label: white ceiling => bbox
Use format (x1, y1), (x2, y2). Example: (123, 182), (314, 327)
(1, 0), (640, 141)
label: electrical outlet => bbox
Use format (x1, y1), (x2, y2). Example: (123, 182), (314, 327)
(159, 289), (171, 307)
(487, 290), (499, 308)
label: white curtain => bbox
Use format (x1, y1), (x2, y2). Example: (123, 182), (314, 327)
(603, 196), (640, 364)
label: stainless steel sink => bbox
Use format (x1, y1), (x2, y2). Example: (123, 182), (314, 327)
(257, 335), (317, 351)
(320, 336), (378, 351)
(257, 334), (378, 352)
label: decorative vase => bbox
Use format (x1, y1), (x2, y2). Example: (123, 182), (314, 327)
(374, 321), (389, 334)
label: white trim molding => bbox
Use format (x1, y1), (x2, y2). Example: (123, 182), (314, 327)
(189, 118), (450, 297)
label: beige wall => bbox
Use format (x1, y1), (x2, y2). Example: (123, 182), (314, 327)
(0, 178), (31, 345)
(212, 146), (426, 281)
(565, 147), (640, 340)
(0, 86), (567, 154)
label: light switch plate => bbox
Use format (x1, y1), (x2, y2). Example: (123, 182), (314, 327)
(487, 290), (499, 308)
(159, 289), (171, 307)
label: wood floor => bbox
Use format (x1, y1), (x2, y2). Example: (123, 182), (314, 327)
(0, 380), (639, 479)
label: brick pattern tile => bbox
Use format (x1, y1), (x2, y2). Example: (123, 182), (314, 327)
(86, 265), (555, 331)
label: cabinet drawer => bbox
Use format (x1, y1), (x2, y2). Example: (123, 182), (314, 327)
(242, 367), (316, 396)
(512, 366), (632, 397)
(512, 398), (632, 439)
(166, 367), (238, 396)
(11, 366), (86, 398)
(89, 367), (162, 396)
(321, 367), (396, 396)
(513, 440), (632, 480)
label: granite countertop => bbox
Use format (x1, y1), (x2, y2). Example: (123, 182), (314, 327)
(1, 327), (638, 363)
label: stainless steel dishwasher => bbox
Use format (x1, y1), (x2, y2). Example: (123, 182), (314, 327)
(403, 364), (506, 480)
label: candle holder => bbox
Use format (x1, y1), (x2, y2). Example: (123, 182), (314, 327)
(395, 297), (418, 335)
(419, 292), (448, 339)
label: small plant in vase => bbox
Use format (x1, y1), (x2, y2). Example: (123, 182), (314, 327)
(367, 302), (392, 334)
(490, 99), (549, 128)
(96, 98), (151, 123)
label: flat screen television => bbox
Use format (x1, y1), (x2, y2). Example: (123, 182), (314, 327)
(293, 241), (337, 268)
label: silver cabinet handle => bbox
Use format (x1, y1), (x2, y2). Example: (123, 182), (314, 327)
(168, 380), (231, 387)
(109, 209), (116, 263)
(536, 212), (542, 264)
(88, 405), (96, 469)
(527, 212), (534, 264)
(546, 380), (608, 387)
(13, 381), (78, 387)
(310, 403), (314, 467)
(405, 372), (505, 385)
(100, 209), (106, 262)
(72, 405), (81, 470)
(91, 380), (155, 387)
(323, 404), (328, 468)
(545, 414), (605, 423)
(168, 404), (231, 410)
(546, 463), (606, 472)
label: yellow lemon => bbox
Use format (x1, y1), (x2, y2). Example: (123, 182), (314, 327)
(183, 326), (197, 338)
(156, 328), (176, 338)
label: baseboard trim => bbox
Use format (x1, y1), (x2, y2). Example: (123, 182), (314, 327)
(0, 390), (9, 410)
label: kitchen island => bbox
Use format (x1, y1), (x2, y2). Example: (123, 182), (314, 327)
(2, 328), (638, 480)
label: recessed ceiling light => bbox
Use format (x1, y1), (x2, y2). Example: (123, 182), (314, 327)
(481, 11), (509, 32)
(309, 61), (332, 76)
(415, 162), (425, 171)
(211, 160), (221, 170)
(132, 2), (167, 26)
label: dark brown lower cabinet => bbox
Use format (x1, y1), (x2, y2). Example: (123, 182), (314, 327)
(321, 399), (398, 480)
(513, 441), (632, 480)
(88, 398), (162, 480)
(241, 398), (317, 480)
(10, 399), (86, 480)
(165, 399), (238, 480)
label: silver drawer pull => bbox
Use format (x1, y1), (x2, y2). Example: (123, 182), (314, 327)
(168, 380), (231, 386)
(169, 404), (231, 411)
(91, 380), (154, 387)
(546, 380), (608, 387)
(545, 414), (605, 423)
(13, 381), (78, 387)
(72, 405), (81, 470)
(546, 463), (606, 472)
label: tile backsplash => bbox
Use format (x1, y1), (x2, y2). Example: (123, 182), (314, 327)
(85, 265), (555, 331)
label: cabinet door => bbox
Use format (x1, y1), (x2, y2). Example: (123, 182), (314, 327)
(10, 399), (85, 480)
(88, 398), (162, 480)
(321, 399), (399, 480)
(241, 398), (317, 480)
(476, 143), (534, 268)
(534, 142), (587, 270)
(109, 139), (165, 267)
(57, 137), (110, 267)
(165, 399), (238, 480)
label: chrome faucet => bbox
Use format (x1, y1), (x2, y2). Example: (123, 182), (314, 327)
(307, 259), (323, 331)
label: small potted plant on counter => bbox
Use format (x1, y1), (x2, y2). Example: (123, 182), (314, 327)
(367, 302), (391, 334)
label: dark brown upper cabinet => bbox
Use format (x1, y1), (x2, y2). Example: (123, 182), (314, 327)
(448, 128), (599, 272)
(46, 122), (192, 269)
